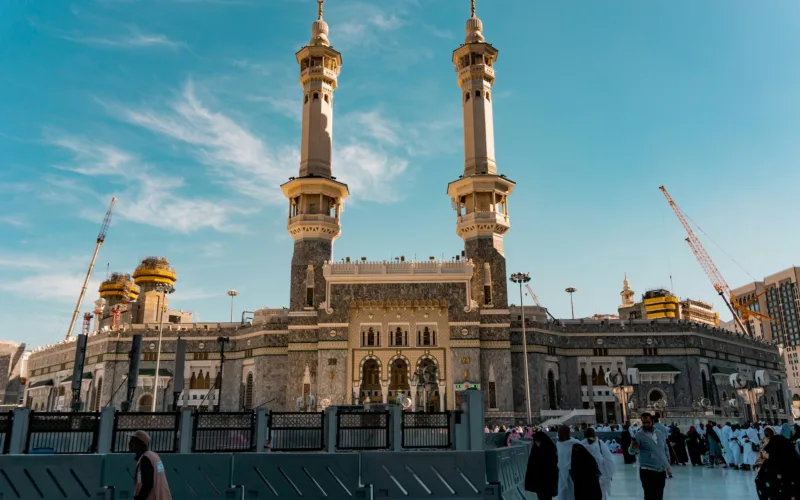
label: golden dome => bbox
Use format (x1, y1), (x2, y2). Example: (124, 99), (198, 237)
(99, 273), (140, 302)
(465, 0), (485, 44)
(310, 0), (330, 47)
(132, 257), (177, 287)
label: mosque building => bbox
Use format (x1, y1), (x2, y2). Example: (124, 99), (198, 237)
(22, 2), (791, 425)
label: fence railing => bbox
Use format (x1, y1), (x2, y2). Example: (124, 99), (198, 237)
(336, 411), (390, 450)
(401, 411), (452, 449)
(25, 412), (100, 454)
(192, 412), (255, 452)
(0, 411), (12, 454)
(268, 411), (325, 451)
(112, 412), (180, 453)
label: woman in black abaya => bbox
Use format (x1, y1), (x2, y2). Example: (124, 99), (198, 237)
(755, 435), (800, 500)
(524, 431), (559, 500)
(571, 442), (602, 500)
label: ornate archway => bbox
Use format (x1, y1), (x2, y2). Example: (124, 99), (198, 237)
(414, 356), (440, 412)
(388, 356), (410, 404)
(359, 358), (382, 403)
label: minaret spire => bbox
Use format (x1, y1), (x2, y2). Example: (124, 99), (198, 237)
(471, 0), (476, 18)
(317, 0), (324, 20)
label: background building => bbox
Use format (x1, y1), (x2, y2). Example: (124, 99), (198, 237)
(617, 278), (720, 327)
(21, 3), (792, 425)
(733, 267), (800, 399)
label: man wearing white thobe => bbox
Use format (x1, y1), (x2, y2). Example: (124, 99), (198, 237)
(721, 423), (736, 467)
(556, 426), (580, 500)
(730, 425), (744, 468)
(582, 428), (614, 500)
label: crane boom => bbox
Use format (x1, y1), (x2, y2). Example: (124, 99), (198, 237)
(659, 186), (748, 334)
(524, 283), (558, 322)
(65, 197), (117, 340)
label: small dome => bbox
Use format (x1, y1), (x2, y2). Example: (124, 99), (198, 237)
(465, 17), (485, 43)
(310, 18), (330, 47)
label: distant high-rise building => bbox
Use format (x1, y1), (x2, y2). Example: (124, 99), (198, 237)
(617, 277), (719, 327)
(733, 267), (800, 397)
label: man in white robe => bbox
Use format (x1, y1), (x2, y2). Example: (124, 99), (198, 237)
(730, 425), (744, 468)
(721, 423), (736, 468)
(556, 425), (580, 500)
(582, 428), (614, 500)
(741, 424), (760, 470)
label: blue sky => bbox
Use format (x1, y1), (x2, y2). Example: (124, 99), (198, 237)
(2, 0), (799, 347)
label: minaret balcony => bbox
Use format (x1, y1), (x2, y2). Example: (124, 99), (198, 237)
(458, 64), (494, 81)
(455, 211), (510, 240)
(301, 66), (339, 81)
(287, 214), (341, 242)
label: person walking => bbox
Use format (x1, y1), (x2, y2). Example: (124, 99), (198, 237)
(620, 424), (636, 465)
(525, 431), (559, 500)
(629, 413), (671, 500)
(755, 435), (800, 500)
(555, 425), (581, 500)
(581, 427), (614, 500)
(706, 421), (725, 468)
(685, 426), (703, 466)
(129, 430), (172, 500)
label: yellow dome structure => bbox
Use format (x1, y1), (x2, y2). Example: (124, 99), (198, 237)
(132, 257), (177, 293)
(98, 273), (140, 304)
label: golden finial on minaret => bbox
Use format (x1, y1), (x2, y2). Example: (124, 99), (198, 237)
(318, 0), (325, 20)
(471, 0), (476, 18)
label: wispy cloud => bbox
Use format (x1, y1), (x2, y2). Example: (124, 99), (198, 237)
(0, 254), (52, 270)
(0, 272), (102, 303)
(336, 144), (407, 204)
(0, 216), (27, 228)
(108, 80), (297, 203)
(47, 133), (248, 233)
(60, 28), (185, 50)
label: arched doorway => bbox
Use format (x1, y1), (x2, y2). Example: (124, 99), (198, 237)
(244, 373), (254, 410)
(360, 359), (381, 403)
(648, 389), (665, 404)
(547, 370), (557, 410)
(138, 394), (153, 412)
(388, 358), (410, 404)
(415, 358), (440, 412)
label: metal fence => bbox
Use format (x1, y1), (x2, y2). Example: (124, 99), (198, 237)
(25, 412), (100, 454)
(401, 412), (452, 449)
(192, 412), (255, 452)
(268, 411), (325, 451)
(336, 411), (390, 450)
(112, 412), (180, 453)
(0, 411), (12, 454)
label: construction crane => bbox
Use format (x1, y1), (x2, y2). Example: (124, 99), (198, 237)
(524, 284), (558, 322)
(65, 197), (117, 340)
(659, 186), (772, 336)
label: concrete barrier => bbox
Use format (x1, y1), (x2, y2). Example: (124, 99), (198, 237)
(485, 444), (533, 500)
(231, 453), (369, 499)
(362, 450), (498, 500)
(0, 454), (104, 499)
(102, 453), (237, 499)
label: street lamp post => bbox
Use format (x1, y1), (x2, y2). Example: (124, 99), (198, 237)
(151, 283), (175, 412)
(510, 272), (532, 425)
(227, 290), (239, 323)
(565, 287), (578, 319)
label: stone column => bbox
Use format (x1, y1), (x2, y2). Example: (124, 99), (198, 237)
(439, 385), (445, 412)
(601, 401), (608, 424)
(585, 362), (595, 410)
(381, 382), (388, 404)
(410, 383), (418, 409)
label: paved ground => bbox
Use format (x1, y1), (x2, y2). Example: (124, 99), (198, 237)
(609, 455), (758, 499)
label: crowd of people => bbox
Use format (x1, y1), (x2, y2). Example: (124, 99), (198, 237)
(511, 415), (800, 500)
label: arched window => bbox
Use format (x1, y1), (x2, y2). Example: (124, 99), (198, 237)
(204, 371), (211, 390)
(190, 372), (198, 390)
(475, 90), (481, 97)
(722, 391), (728, 402)
(304, 94), (309, 104)
(465, 92), (470, 102)
(486, 92), (491, 102)
(364, 327), (377, 347)
(393, 327), (404, 347)
(649, 389), (665, 403)
(591, 368), (597, 385)
(313, 92), (319, 100)
(245, 373), (254, 410)
(701, 371), (709, 399)
(580, 369), (587, 385)
(420, 327), (434, 346)
(324, 94), (330, 103)
(138, 394), (153, 412)
(93, 377), (103, 411)
(595, 367), (605, 386)
(547, 370), (557, 410)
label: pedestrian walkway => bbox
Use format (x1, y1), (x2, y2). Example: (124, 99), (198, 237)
(610, 455), (757, 499)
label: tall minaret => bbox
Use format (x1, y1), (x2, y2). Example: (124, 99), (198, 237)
(281, 0), (349, 312)
(447, 0), (515, 308)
